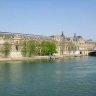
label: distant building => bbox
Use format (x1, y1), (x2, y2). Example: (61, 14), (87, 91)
(0, 32), (96, 57)
(51, 32), (78, 56)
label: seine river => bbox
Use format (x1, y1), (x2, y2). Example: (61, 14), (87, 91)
(0, 56), (96, 96)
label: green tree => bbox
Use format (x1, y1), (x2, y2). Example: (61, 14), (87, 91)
(21, 40), (27, 57)
(41, 41), (57, 55)
(34, 40), (41, 55)
(26, 40), (35, 57)
(21, 40), (57, 57)
(21, 40), (36, 57)
(1, 42), (11, 58)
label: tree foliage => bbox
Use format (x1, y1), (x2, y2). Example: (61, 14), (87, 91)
(21, 40), (27, 57)
(41, 41), (57, 55)
(1, 42), (11, 57)
(21, 40), (36, 57)
(21, 40), (57, 57)
(27, 40), (35, 57)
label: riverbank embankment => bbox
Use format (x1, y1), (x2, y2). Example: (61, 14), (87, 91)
(0, 54), (85, 62)
(0, 56), (50, 61)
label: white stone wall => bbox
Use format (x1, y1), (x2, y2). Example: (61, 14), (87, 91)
(10, 52), (22, 58)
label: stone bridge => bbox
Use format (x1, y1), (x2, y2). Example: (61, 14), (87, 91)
(79, 49), (96, 56)
(88, 51), (96, 56)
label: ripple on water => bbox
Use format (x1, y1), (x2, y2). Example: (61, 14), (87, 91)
(0, 57), (96, 96)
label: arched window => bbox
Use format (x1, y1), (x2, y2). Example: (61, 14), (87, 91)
(16, 45), (18, 51)
(15, 41), (19, 51)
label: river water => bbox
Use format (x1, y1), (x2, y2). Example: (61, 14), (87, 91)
(0, 56), (96, 96)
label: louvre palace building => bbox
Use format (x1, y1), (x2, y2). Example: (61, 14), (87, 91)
(0, 32), (96, 58)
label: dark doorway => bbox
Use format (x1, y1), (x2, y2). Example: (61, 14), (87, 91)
(16, 45), (18, 51)
(80, 52), (82, 54)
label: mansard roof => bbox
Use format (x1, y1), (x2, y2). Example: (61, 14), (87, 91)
(0, 32), (51, 40)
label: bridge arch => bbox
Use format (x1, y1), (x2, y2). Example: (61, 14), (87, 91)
(88, 51), (96, 56)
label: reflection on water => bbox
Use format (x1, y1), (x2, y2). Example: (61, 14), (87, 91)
(0, 57), (96, 96)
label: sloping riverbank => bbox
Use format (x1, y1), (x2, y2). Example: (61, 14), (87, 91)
(0, 55), (84, 62)
(0, 56), (50, 61)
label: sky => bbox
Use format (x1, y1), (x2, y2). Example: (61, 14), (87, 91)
(0, 0), (96, 40)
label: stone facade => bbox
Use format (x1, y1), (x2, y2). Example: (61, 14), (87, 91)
(51, 33), (96, 56)
(0, 32), (96, 57)
(0, 32), (52, 58)
(51, 32), (79, 56)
